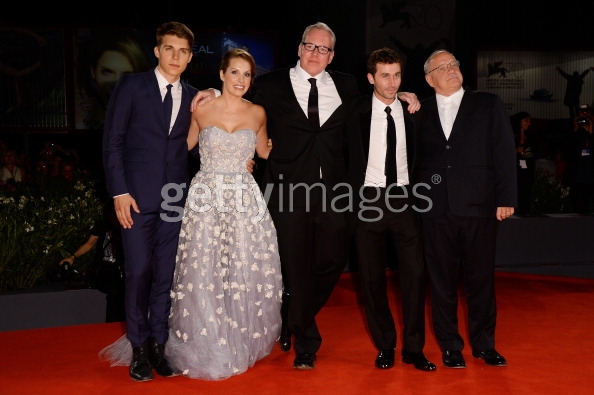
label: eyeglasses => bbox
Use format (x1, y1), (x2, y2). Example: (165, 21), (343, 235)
(302, 42), (333, 55)
(427, 60), (460, 74)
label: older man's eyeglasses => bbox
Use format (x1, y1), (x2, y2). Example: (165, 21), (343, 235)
(302, 42), (333, 55)
(427, 60), (460, 74)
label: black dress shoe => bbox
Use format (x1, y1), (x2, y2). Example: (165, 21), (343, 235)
(148, 337), (180, 377)
(293, 352), (316, 370)
(278, 324), (291, 352)
(472, 349), (507, 366)
(442, 350), (466, 368)
(375, 349), (395, 369)
(130, 345), (153, 382)
(402, 351), (436, 371)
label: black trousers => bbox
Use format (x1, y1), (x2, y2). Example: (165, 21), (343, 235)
(269, 193), (347, 355)
(355, 186), (426, 353)
(422, 210), (498, 352)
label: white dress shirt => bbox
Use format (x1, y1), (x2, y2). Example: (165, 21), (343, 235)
(155, 68), (181, 134)
(290, 61), (342, 178)
(291, 60), (341, 127)
(436, 87), (464, 140)
(364, 95), (409, 187)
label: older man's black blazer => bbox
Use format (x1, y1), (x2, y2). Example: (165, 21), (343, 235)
(414, 90), (517, 218)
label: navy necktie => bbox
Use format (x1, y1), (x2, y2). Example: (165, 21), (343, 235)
(385, 106), (397, 185)
(307, 78), (320, 128)
(163, 84), (173, 130)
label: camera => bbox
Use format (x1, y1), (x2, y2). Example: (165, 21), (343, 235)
(577, 117), (590, 125)
(577, 104), (593, 126)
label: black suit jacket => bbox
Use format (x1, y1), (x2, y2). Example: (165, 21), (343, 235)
(345, 95), (418, 232)
(414, 90), (517, 218)
(252, 68), (358, 210)
(346, 96), (417, 191)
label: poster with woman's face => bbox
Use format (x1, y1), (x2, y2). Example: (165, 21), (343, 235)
(74, 28), (154, 130)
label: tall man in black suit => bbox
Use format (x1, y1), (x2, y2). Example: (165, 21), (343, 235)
(346, 47), (435, 372)
(251, 22), (358, 370)
(414, 50), (517, 368)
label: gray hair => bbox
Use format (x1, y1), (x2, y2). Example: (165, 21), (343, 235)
(423, 49), (456, 74)
(301, 22), (336, 49)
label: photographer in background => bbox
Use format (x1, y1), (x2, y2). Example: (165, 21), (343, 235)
(564, 104), (594, 214)
(58, 200), (125, 322)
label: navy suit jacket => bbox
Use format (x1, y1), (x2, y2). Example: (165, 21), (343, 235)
(102, 70), (198, 212)
(414, 90), (517, 218)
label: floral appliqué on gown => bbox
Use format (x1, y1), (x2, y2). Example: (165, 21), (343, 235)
(166, 126), (282, 380)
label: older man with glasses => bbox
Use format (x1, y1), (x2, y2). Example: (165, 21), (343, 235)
(414, 49), (517, 369)
(252, 22), (359, 370)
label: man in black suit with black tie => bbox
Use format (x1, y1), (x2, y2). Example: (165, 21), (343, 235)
(414, 49), (517, 368)
(346, 47), (435, 372)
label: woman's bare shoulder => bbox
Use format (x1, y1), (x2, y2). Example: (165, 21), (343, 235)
(243, 99), (265, 115)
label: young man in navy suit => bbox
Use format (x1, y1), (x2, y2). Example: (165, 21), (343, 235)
(346, 47), (435, 372)
(102, 21), (207, 382)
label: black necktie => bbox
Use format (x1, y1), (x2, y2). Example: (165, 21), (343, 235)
(384, 106), (397, 185)
(163, 84), (173, 130)
(307, 78), (320, 128)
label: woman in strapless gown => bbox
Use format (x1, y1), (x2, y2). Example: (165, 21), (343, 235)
(165, 122), (282, 380)
(99, 48), (282, 381)
(167, 49), (282, 380)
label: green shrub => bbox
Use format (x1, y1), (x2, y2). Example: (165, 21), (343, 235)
(530, 169), (571, 214)
(0, 178), (102, 292)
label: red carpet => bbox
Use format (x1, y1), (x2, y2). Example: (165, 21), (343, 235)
(1, 272), (593, 395)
